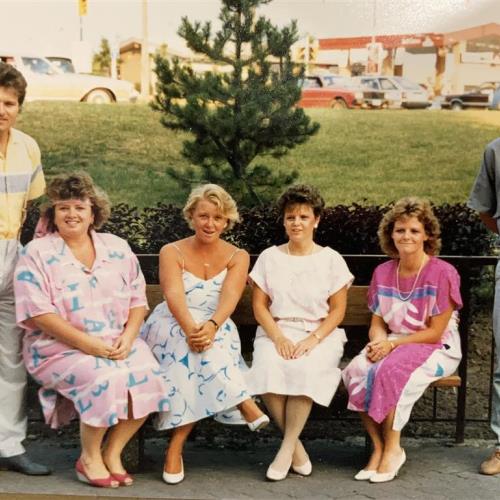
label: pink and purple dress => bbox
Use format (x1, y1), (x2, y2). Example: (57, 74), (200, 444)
(342, 256), (462, 431)
(14, 231), (170, 429)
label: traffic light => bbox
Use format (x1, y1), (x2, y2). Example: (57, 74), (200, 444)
(79, 0), (87, 16)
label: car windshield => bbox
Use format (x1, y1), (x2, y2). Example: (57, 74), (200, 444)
(393, 77), (422, 90)
(301, 78), (321, 89)
(48, 58), (75, 74)
(21, 57), (56, 75)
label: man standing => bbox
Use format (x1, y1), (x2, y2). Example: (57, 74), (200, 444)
(468, 137), (500, 475)
(0, 62), (50, 475)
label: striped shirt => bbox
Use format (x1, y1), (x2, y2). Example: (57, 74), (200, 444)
(0, 128), (45, 240)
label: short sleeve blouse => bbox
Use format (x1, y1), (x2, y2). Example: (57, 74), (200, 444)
(250, 245), (353, 322)
(367, 257), (462, 335)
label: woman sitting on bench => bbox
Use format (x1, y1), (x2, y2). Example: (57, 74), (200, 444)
(342, 197), (462, 483)
(141, 184), (269, 485)
(14, 173), (170, 489)
(247, 184), (353, 481)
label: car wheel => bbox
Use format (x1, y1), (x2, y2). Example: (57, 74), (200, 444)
(84, 89), (113, 104)
(332, 98), (347, 110)
(450, 101), (463, 111)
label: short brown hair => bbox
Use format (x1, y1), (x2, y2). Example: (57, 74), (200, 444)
(41, 172), (111, 233)
(183, 184), (240, 232)
(277, 184), (325, 219)
(378, 197), (441, 258)
(0, 62), (27, 105)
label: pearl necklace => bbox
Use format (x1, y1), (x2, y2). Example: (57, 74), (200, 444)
(286, 241), (315, 256)
(396, 254), (427, 302)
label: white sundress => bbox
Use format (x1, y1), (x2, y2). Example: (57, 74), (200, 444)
(141, 255), (251, 429)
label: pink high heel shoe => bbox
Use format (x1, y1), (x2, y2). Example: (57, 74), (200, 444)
(75, 459), (119, 488)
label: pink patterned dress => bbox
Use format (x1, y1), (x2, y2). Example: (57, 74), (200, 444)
(14, 231), (170, 429)
(342, 257), (462, 431)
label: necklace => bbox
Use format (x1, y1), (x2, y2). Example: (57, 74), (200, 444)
(396, 254), (427, 301)
(286, 241), (315, 256)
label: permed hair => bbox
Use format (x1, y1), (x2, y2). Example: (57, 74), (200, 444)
(0, 62), (27, 105)
(183, 184), (240, 232)
(378, 196), (441, 258)
(41, 172), (111, 233)
(277, 184), (325, 219)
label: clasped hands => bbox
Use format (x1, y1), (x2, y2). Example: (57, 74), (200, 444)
(81, 333), (134, 361)
(366, 338), (394, 363)
(186, 321), (217, 353)
(274, 334), (319, 360)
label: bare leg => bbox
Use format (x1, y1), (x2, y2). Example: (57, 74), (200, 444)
(359, 412), (384, 471)
(377, 409), (403, 473)
(102, 416), (147, 477)
(79, 422), (116, 483)
(164, 422), (196, 474)
(237, 398), (265, 422)
(262, 393), (309, 467)
(269, 395), (313, 472)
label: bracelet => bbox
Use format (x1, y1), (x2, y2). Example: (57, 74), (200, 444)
(312, 332), (322, 342)
(208, 318), (219, 330)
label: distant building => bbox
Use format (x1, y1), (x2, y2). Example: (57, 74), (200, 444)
(315, 23), (500, 95)
(119, 38), (231, 94)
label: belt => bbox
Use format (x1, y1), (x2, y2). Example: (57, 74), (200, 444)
(273, 317), (322, 332)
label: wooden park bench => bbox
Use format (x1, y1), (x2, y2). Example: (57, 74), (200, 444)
(145, 283), (463, 423)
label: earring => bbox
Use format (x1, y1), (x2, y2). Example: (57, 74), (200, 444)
(314, 224), (318, 229)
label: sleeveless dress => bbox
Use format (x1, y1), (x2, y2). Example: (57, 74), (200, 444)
(141, 246), (251, 429)
(342, 257), (462, 431)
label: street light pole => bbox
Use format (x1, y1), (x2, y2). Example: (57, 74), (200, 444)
(140, 0), (150, 100)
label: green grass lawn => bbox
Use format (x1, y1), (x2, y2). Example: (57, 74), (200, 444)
(17, 102), (500, 207)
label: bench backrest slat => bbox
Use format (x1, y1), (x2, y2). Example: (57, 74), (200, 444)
(145, 284), (371, 328)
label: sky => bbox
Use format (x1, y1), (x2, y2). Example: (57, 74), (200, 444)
(1, 0), (499, 56)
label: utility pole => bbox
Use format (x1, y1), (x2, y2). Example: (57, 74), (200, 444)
(140, 0), (150, 100)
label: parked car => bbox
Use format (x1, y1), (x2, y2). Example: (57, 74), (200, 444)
(0, 53), (138, 104)
(353, 76), (431, 109)
(321, 75), (386, 109)
(298, 75), (384, 110)
(441, 82), (500, 110)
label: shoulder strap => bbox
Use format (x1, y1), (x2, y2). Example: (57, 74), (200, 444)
(171, 243), (185, 270)
(226, 248), (241, 267)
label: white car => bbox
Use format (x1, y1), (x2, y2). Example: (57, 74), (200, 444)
(1, 53), (138, 104)
(353, 76), (431, 109)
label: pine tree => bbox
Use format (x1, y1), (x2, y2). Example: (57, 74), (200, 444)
(153, 0), (319, 205)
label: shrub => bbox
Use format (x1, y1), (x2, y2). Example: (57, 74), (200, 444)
(22, 201), (491, 256)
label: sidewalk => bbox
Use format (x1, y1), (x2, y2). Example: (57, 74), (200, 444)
(1, 436), (499, 500)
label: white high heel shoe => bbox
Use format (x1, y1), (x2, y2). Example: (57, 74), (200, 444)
(292, 458), (312, 476)
(247, 414), (270, 432)
(370, 449), (406, 483)
(162, 458), (184, 485)
(354, 468), (376, 481)
(266, 458), (292, 481)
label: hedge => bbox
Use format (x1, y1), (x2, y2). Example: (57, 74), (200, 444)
(21, 201), (492, 256)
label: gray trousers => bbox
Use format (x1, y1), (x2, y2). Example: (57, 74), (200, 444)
(0, 239), (26, 457)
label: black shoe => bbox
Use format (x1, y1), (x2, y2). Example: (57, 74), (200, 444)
(0, 452), (52, 475)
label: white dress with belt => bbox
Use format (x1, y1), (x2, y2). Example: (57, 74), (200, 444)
(247, 245), (353, 406)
